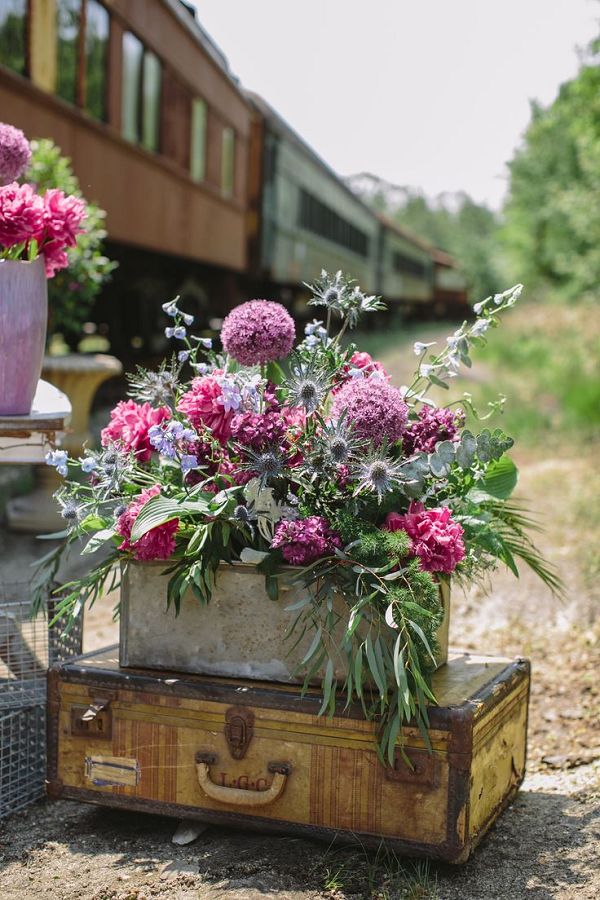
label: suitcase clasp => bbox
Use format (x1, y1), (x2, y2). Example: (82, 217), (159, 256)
(224, 706), (254, 759)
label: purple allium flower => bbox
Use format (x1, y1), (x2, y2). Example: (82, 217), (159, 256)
(220, 300), (295, 366)
(0, 123), (31, 185)
(330, 379), (408, 447)
(402, 406), (465, 455)
(271, 515), (341, 566)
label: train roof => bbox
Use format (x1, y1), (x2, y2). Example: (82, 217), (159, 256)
(246, 91), (379, 218)
(247, 91), (461, 272)
(166, 0), (244, 90)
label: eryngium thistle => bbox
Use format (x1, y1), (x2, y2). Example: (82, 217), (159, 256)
(238, 446), (285, 487)
(127, 360), (178, 407)
(285, 356), (330, 414)
(315, 418), (360, 467)
(305, 269), (349, 315)
(354, 448), (406, 501)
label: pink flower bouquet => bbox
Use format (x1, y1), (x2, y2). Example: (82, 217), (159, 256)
(38, 274), (559, 759)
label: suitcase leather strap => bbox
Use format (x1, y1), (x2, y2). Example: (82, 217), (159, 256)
(195, 752), (291, 807)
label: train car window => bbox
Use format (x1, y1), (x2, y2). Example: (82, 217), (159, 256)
(190, 98), (207, 182)
(56, 0), (81, 105)
(393, 250), (428, 278)
(298, 189), (369, 257)
(141, 51), (161, 152)
(84, 0), (109, 121)
(221, 126), (235, 198)
(0, 0), (28, 76)
(122, 31), (143, 143)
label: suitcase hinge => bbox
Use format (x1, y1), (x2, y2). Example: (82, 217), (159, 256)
(224, 706), (254, 759)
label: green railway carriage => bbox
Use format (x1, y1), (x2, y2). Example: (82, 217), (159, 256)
(247, 93), (380, 306)
(376, 214), (435, 311)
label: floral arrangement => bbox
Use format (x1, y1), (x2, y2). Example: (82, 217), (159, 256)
(0, 123), (86, 277)
(36, 272), (560, 760)
(23, 138), (116, 340)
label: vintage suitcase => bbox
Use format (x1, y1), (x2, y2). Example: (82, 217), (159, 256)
(47, 647), (530, 863)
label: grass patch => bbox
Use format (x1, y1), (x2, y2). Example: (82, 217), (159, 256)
(472, 298), (600, 445)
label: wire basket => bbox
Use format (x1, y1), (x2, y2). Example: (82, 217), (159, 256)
(0, 584), (83, 711)
(0, 706), (46, 817)
(0, 582), (83, 818)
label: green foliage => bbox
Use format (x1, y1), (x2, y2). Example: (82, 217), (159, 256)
(503, 40), (600, 298)
(24, 139), (117, 340)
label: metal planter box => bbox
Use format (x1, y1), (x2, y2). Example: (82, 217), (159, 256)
(119, 560), (450, 682)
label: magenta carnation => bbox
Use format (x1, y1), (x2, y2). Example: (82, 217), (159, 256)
(116, 485), (178, 561)
(0, 124), (31, 185)
(386, 502), (466, 574)
(177, 375), (234, 443)
(331, 379), (408, 446)
(0, 182), (44, 248)
(101, 400), (171, 463)
(220, 300), (295, 366)
(271, 515), (341, 566)
(402, 406), (465, 455)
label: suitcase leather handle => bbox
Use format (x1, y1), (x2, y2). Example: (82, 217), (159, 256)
(195, 755), (290, 807)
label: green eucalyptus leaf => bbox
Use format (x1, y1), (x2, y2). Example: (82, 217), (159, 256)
(456, 431), (477, 468)
(429, 452), (451, 478)
(435, 440), (456, 463)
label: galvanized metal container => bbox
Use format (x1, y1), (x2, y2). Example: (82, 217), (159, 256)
(119, 560), (450, 681)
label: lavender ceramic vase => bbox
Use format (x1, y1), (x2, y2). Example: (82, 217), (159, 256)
(0, 257), (48, 415)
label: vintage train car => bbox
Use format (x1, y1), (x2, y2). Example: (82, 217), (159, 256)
(376, 214), (435, 313)
(0, 0), (254, 356)
(432, 248), (469, 316)
(246, 92), (381, 315)
(0, 1), (468, 355)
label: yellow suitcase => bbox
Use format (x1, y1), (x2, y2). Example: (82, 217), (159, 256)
(47, 647), (529, 863)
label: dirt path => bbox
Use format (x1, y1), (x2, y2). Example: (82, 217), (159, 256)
(1, 328), (599, 899)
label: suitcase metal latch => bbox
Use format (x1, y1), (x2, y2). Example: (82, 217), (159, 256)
(71, 696), (114, 739)
(224, 706), (254, 759)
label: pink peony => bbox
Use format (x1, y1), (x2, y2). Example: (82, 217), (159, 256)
(271, 515), (341, 566)
(116, 485), (178, 561)
(40, 189), (86, 277)
(343, 351), (390, 383)
(402, 406), (465, 455)
(330, 378), (408, 447)
(385, 502), (465, 574)
(0, 123), (31, 185)
(220, 299), (295, 366)
(42, 242), (69, 278)
(177, 375), (234, 443)
(0, 182), (44, 248)
(42, 188), (86, 245)
(101, 400), (171, 463)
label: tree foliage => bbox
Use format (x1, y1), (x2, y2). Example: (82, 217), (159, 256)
(349, 175), (505, 302)
(503, 40), (600, 298)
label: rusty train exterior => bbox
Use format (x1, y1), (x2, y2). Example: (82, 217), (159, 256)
(0, 0), (467, 359)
